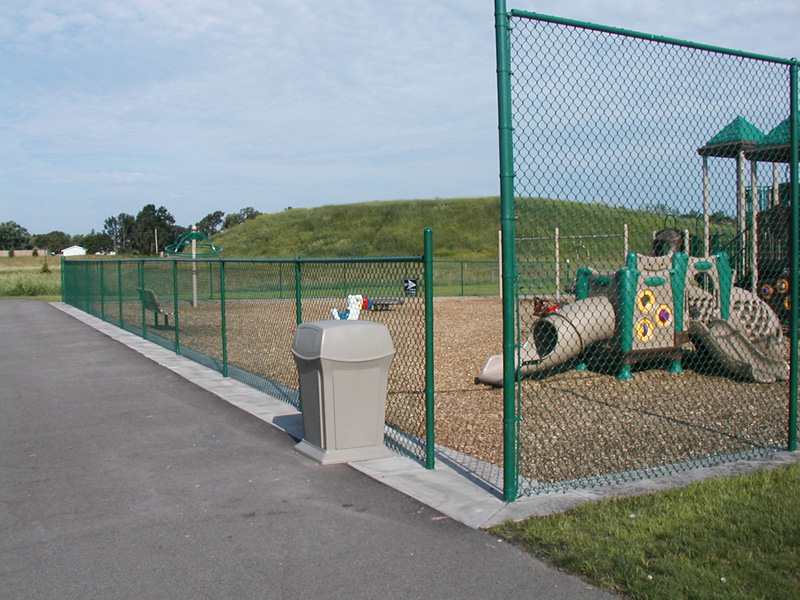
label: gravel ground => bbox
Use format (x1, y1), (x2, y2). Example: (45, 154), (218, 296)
(122, 296), (790, 486)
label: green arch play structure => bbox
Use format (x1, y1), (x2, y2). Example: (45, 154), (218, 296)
(165, 226), (222, 308)
(164, 227), (223, 258)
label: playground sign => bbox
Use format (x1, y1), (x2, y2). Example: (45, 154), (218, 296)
(403, 278), (418, 296)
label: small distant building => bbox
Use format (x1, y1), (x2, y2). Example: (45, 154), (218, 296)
(61, 245), (87, 257)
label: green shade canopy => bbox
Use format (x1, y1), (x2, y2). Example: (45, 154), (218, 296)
(697, 116), (765, 158)
(165, 230), (223, 256)
(746, 117), (797, 163)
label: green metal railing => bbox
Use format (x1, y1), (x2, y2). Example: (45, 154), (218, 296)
(63, 230), (436, 467)
(496, 3), (799, 499)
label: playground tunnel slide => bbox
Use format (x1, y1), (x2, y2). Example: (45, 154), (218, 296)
(478, 262), (788, 386)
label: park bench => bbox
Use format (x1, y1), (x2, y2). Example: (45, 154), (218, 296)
(137, 288), (175, 328)
(331, 295), (407, 320)
(367, 297), (405, 311)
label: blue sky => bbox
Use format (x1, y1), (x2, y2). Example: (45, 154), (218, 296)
(2, 1), (799, 236)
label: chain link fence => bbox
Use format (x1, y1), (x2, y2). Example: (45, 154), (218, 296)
(496, 7), (798, 498)
(62, 246), (434, 465)
(434, 260), (499, 296)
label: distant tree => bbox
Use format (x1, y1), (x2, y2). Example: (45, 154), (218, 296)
(222, 214), (239, 230)
(103, 213), (137, 253)
(132, 204), (178, 255)
(0, 221), (31, 250)
(74, 230), (114, 254)
(103, 216), (120, 252)
(196, 210), (225, 236)
(223, 207), (262, 230)
(118, 213), (136, 253)
(239, 207), (261, 221)
(71, 233), (85, 248)
(33, 231), (72, 254)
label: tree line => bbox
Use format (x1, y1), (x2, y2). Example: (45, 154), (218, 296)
(0, 205), (260, 255)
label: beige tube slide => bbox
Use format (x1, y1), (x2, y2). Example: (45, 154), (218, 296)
(477, 296), (616, 387)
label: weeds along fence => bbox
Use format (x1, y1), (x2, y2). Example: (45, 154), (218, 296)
(496, 5), (799, 500)
(62, 231), (435, 466)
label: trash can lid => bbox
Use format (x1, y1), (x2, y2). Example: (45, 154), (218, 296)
(291, 320), (395, 362)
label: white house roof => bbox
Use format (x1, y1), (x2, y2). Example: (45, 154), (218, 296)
(61, 245), (87, 256)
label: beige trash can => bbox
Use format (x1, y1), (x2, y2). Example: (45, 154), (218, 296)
(291, 320), (395, 464)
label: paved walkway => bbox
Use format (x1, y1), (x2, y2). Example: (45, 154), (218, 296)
(0, 300), (617, 599)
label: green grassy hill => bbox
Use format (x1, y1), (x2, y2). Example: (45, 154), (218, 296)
(212, 196), (721, 261)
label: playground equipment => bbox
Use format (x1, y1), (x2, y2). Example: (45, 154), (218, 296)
(478, 248), (788, 386)
(699, 116), (796, 309)
(331, 295), (365, 320)
(165, 226), (223, 308)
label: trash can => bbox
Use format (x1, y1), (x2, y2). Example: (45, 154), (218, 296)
(291, 320), (395, 464)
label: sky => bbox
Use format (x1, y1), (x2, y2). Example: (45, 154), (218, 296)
(2, 1), (800, 236)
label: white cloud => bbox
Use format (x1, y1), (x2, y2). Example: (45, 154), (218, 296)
(1, 0), (798, 234)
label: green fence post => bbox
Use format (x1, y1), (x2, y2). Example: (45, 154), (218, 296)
(99, 260), (105, 321)
(173, 259), (181, 355)
(789, 62), (799, 452)
(117, 261), (123, 328)
(60, 257), (65, 302)
(294, 259), (302, 325)
(139, 260), (146, 338)
(616, 267), (638, 381)
(495, 0), (518, 502)
(424, 228), (435, 469)
(220, 260), (228, 377)
(83, 260), (89, 312)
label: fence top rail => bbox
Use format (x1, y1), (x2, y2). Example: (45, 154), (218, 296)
(63, 255), (424, 265)
(517, 233), (625, 241)
(434, 260), (498, 265)
(508, 9), (799, 67)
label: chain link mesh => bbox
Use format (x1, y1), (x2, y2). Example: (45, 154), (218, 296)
(508, 14), (796, 495)
(63, 257), (429, 462)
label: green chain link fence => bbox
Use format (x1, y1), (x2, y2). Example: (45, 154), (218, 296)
(434, 260), (500, 296)
(57, 8), (800, 505)
(495, 4), (799, 499)
(62, 229), (435, 466)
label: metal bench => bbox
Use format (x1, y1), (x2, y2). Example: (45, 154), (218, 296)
(137, 288), (174, 328)
(367, 297), (405, 311)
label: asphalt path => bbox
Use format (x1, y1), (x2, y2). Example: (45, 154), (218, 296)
(0, 299), (616, 600)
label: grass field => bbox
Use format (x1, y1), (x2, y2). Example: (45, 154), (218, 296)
(494, 463), (800, 600)
(0, 256), (61, 299)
